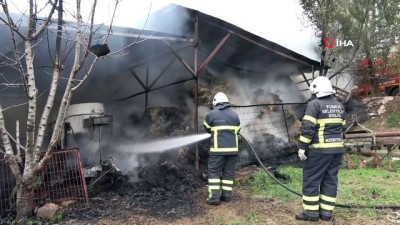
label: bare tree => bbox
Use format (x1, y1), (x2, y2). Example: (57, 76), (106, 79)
(0, 0), (120, 221)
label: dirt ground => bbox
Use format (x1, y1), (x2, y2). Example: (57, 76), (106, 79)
(346, 96), (400, 131)
(61, 182), (397, 225)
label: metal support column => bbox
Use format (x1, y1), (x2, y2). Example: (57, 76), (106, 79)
(194, 15), (200, 170)
(281, 105), (291, 144)
(145, 64), (149, 114)
(312, 65), (315, 79)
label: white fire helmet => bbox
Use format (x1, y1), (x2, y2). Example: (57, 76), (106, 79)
(213, 92), (229, 106)
(309, 76), (336, 98)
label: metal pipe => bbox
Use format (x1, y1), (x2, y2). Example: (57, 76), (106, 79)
(345, 130), (374, 134)
(194, 15), (200, 170)
(116, 77), (195, 101)
(129, 68), (147, 91)
(375, 132), (400, 137)
(344, 135), (374, 139)
(76, 149), (89, 206)
(202, 19), (317, 67)
(109, 31), (196, 43)
(345, 132), (400, 138)
(48, 23), (197, 43)
(145, 64), (149, 114)
(149, 57), (176, 89)
(298, 68), (311, 87)
(281, 105), (291, 144)
(295, 80), (312, 85)
(129, 45), (191, 69)
(312, 65), (315, 79)
(163, 40), (195, 76)
(232, 102), (307, 108)
(197, 33), (230, 75)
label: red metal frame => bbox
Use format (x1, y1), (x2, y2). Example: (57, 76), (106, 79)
(0, 148), (88, 213)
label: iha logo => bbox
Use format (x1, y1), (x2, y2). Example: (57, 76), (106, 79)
(323, 37), (354, 48)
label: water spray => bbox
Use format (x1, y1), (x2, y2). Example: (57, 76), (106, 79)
(115, 133), (211, 154)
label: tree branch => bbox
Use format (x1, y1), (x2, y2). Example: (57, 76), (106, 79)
(102, 0), (120, 44)
(74, 0), (97, 72)
(0, 104), (22, 181)
(72, 0), (121, 90)
(0, 1), (26, 39)
(108, 2), (152, 56)
(38, 0), (85, 171)
(328, 45), (361, 79)
(71, 57), (98, 91)
(1, 1), (29, 97)
(33, 0), (63, 162)
(0, 124), (26, 152)
(31, 0), (59, 40)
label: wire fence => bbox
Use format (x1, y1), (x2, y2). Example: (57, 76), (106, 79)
(0, 148), (88, 214)
(231, 103), (307, 168)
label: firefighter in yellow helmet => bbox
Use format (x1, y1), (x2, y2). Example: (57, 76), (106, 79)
(203, 92), (241, 205)
(295, 76), (346, 222)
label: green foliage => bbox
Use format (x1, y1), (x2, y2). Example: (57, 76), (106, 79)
(244, 211), (260, 224)
(33, 176), (43, 189)
(26, 220), (42, 225)
(50, 212), (63, 223)
(387, 112), (400, 128)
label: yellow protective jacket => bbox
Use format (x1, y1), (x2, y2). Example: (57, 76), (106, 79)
(298, 96), (346, 154)
(203, 103), (241, 155)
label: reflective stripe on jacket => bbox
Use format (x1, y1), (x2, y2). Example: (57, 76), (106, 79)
(203, 103), (241, 155)
(298, 96), (346, 154)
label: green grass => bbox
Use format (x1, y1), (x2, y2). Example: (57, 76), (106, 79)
(244, 211), (260, 224)
(240, 159), (400, 208)
(387, 112), (400, 128)
(239, 167), (302, 200)
(338, 168), (400, 205)
(230, 221), (243, 225)
(217, 211), (260, 225)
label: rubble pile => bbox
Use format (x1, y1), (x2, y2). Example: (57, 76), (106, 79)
(63, 161), (206, 222)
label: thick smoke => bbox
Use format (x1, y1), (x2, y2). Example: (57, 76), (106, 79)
(199, 61), (302, 166)
(1, 4), (311, 180)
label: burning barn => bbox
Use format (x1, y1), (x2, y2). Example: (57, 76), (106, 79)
(0, 3), (321, 217)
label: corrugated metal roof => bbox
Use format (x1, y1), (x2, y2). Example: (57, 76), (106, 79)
(142, 3), (320, 70)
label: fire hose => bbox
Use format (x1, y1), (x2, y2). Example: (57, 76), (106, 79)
(238, 133), (400, 210)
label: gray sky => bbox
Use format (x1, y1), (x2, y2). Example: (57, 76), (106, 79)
(7, 0), (320, 61)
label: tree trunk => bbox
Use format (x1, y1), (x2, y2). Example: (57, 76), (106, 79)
(15, 176), (34, 222)
(365, 50), (381, 95)
(320, 37), (327, 76)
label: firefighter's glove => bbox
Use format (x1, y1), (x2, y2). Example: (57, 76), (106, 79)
(298, 149), (307, 161)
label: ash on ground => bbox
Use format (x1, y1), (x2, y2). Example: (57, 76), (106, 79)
(63, 161), (207, 223)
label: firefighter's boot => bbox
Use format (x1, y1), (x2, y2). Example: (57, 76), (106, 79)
(295, 212), (319, 222)
(207, 189), (221, 205)
(220, 190), (232, 202)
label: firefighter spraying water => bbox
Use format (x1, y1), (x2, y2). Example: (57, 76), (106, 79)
(203, 92), (241, 205)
